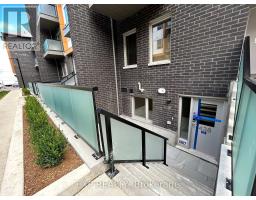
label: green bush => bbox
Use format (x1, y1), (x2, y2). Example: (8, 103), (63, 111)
(0, 91), (9, 100)
(22, 88), (31, 96)
(25, 96), (67, 168)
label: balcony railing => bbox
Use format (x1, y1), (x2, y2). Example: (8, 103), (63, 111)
(38, 4), (58, 18)
(37, 4), (59, 31)
(43, 39), (64, 59)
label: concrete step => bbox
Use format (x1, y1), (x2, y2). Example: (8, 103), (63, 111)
(148, 163), (212, 195)
(113, 164), (157, 196)
(154, 163), (214, 195)
(132, 163), (185, 195)
(123, 163), (177, 195)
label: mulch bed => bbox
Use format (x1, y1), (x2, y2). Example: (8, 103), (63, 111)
(23, 107), (84, 196)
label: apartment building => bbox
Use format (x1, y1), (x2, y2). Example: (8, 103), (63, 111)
(66, 4), (253, 162)
(2, 4), (76, 87)
(3, 4), (254, 163)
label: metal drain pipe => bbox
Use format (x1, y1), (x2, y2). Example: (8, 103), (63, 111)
(110, 18), (120, 115)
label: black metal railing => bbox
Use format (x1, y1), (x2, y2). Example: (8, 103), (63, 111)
(97, 108), (168, 178)
(60, 71), (76, 85)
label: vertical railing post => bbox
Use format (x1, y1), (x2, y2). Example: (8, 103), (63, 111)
(32, 82), (36, 95)
(163, 139), (168, 166)
(35, 83), (39, 95)
(97, 111), (105, 158)
(91, 87), (103, 160)
(142, 130), (149, 168)
(105, 114), (119, 178)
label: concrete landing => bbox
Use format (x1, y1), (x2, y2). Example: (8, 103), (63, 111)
(166, 145), (218, 189)
(0, 89), (21, 191)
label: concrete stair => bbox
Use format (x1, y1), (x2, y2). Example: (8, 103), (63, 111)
(76, 162), (214, 196)
(115, 162), (213, 196)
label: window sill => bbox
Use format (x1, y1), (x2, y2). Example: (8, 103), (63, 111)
(132, 115), (153, 124)
(148, 60), (170, 66)
(123, 64), (137, 69)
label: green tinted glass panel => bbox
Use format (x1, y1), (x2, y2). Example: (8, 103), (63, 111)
(233, 84), (256, 195)
(146, 132), (164, 160)
(110, 118), (142, 160)
(37, 83), (99, 152)
(28, 82), (33, 92)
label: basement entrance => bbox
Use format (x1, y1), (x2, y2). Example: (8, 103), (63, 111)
(177, 96), (228, 162)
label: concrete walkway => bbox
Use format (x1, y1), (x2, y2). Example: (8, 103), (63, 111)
(0, 89), (21, 190)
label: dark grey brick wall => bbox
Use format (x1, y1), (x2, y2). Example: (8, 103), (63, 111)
(67, 4), (250, 132)
(3, 36), (41, 87)
(115, 4), (250, 131)
(26, 5), (60, 83)
(67, 4), (118, 113)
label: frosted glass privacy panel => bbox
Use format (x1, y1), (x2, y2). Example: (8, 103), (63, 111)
(100, 114), (109, 160)
(52, 87), (74, 127)
(110, 118), (142, 160)
(232, 85), (250, 170)
(38, 84), (56, 111)
(233, 85), (256, 195)
(145, 133), (164, 160)
(28, 82), (33, 92)
(69, 89), (99, 152)
(37, 83), (99, 152)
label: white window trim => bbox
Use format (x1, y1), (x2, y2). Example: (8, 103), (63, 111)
(123, 28), (137, 69)
(148, 14), (171, 66)
(132, 96), (152, 123)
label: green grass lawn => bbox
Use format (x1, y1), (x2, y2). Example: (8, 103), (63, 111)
(0, 91), (9, 100)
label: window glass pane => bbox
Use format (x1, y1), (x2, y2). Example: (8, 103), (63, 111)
(152, 19), (171, 62)
(134, 97), (145, 118)
(148, 98), (153, 120)
(126, 33), (137, 65)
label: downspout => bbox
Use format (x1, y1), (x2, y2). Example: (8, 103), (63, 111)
(110, 18), (120, 115)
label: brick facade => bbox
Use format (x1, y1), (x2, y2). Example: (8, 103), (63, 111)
(68, 4), (250, 132)
(68, 4), (118, 113)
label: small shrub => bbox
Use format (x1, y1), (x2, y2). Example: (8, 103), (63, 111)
(25, 96), (67, 168)
(22, 88), (31, 96)
(0, 91), (9, 100)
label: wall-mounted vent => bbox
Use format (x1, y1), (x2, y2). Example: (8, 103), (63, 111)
(199, 103), (217, 127)
(121, 88), (128, 92)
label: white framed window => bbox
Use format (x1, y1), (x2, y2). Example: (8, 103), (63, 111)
(132, 96), (153, 122)
(148, 14), (171, 66)
(123, 28), (137, 69)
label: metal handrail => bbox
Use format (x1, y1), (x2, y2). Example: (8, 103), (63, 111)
(97, 108), (168, 178)
(97, 108), (168, 140)
(61, 71), (76, 85)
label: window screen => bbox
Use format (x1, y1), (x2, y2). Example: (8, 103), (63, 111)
(199, 103), (217, 127)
